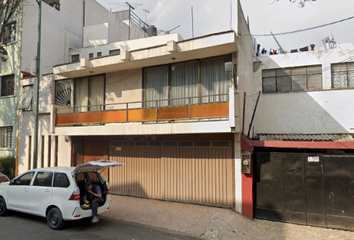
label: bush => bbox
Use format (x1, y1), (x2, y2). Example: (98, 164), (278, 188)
(0, 156), (16, 179)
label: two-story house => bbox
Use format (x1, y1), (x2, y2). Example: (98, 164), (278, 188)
(248, 43), (354, 230)
(17, 0), (257, 215)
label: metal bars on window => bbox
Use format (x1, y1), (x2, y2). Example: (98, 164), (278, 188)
(332, 62), (354, 88)
(0, 126), (13, 149)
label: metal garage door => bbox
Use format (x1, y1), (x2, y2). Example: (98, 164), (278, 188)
(254, 151), (354, 231)
(109, 141), (234, 208)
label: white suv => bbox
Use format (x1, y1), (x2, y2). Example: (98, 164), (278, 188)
(0, 160), (124, 230)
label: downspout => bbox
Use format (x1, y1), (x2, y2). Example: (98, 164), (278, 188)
(15, 0), (25, 177)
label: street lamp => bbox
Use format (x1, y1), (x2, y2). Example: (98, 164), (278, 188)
(33, 0), (42, 169)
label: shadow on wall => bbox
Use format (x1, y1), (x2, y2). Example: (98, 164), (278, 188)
(251, 58), (352, 136)
(111, 182), (147, 198)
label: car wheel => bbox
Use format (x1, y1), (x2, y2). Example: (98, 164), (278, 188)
(47, 207), (65, 230)
(0, 197), (8, 216)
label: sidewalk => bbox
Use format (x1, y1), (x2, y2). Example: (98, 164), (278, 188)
(104, 195), (354, 240)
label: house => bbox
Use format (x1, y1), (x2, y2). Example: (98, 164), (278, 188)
(17, 0), (257, 215)
(0, 0), (151, 164)
(248, 43), (354, 230)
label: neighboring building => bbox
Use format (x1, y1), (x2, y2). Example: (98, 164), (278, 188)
(0, 0), (151, 160)
(18, 0), (257, 215)
(248, 43), (354, 230)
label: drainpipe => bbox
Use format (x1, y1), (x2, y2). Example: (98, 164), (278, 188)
(33, 0), (42, 169)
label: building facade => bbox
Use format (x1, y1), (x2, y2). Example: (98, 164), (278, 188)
(248, 43), (354, 230)
(0, 0), (150, 161)
(18, 1), (257, 214)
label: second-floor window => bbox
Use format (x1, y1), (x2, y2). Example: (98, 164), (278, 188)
(332, 62), (354, 88)
(74, 75), (105, 112)
(2, 21), (16, 44)
(144, 55), (232, 107)
(17, 85), (33, 110)
(262, 65), (322, 93)
(1, 74), (14, 97)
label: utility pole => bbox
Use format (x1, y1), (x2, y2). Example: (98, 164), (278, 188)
(191, 6), (194, 38)
(33, 0), (42, 169)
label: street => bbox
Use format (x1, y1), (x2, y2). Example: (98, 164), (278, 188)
(0, 212), (201, 240)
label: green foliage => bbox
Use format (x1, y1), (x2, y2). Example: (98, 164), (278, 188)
(0, 156), (16, 179)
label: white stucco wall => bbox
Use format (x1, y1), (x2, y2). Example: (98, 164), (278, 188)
(18, 74), (69, 174)
(105, 69), (143, 109)
(73, 33), (183, 60)
(255, 44), (354, 135)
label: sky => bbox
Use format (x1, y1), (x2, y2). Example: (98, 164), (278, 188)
(96, 0), (354, 52)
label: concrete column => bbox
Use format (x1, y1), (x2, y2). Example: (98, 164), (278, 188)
(234, 132), (242, 214)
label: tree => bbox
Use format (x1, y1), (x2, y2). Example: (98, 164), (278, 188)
(0, 0), (22, 62)
(275, 0), (316, 7)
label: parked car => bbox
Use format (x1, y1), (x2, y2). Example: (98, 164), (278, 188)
(0, 160), (124, 230)
(0, 172), (9, 183)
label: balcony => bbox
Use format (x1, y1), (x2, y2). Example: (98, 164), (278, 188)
(55, 94), (230, 127)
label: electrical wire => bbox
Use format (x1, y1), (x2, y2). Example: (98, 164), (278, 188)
(249, 15), (354, 37)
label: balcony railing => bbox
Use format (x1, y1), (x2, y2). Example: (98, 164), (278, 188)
(55, 94), (229, 126)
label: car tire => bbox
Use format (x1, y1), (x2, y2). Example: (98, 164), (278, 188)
(47, 207), (65, 230)
(0, 197), (8, 216)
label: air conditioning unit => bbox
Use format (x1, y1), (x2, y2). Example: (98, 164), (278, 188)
(241, 153), (252, 174)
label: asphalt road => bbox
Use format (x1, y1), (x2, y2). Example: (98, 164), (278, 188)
(0, 212), (201, 240)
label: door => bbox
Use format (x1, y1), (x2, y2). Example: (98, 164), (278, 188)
(254, 151), (354, 231)
(26, 172), (53, 214)
(7, 172), (35, 210)
(254, 152), (306, 224)
(108, 140), (234, 208)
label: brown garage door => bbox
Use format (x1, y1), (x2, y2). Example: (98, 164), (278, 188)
(109, 140), (234, 208)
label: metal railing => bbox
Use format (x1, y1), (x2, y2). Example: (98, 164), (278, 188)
(55, 93), (229, 126)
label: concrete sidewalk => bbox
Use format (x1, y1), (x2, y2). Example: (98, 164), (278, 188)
(104, 195), (354, 240)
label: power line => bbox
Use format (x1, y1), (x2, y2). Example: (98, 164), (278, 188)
(249, 15), (354, 37)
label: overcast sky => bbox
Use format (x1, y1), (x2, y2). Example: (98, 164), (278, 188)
(96, 0), (354, 52)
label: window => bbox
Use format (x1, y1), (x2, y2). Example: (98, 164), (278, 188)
(109, 49), (120, 55)
(55, 80), (71, 106)
(33, 172), (53, 187)
(1, 74), (14, 96)
(17, 85), (33, 110)
(71, 54), (79, 62)
(89, 53), (94, 58)
(332, 62), (354, 88)
(0, 126), (13, 149)
(53, 173), (70, 188)
(262, 65), (322, 93)
(144, 55), (231, 107)
(2, 21), (16, 44)
(97, 52), (102, 57)
(14, 172), (34, 186)
(74, 75), (105, 112)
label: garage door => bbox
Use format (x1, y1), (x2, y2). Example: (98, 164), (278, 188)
(254, 151), (354, 231)
(109, 140), (234, 208)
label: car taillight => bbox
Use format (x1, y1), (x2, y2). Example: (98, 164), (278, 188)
(106, 182), (110, 195)
(69, 186), (80, 201)
(5, 178), (9, 182)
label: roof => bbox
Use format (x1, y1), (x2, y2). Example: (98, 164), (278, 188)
(29, 166), (75, 173)
(257, 134), (354, 142)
